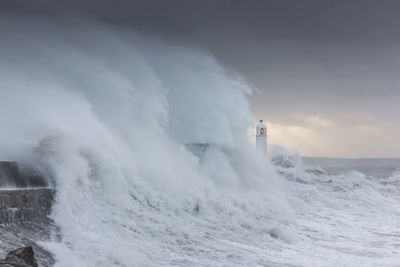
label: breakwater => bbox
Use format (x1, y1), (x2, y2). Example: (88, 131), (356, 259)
(0, 188), (53, 224)
(0, 162), (55, 266)
(0, 161), (53, 224)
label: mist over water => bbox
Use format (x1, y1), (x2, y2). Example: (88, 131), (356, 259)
(2, 18), (400, 267)
(0, 19), (294, 266)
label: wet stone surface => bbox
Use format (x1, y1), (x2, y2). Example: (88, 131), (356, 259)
(0, 189), (53, 224)
(0, 189), (56, 267)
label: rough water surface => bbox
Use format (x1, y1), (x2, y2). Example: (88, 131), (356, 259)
(1, 19), (400, 267)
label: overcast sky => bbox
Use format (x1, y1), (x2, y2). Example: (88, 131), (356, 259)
(2, 0), (400, 158)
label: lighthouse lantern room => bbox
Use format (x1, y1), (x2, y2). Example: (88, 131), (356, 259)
(256, 119), (268, 155)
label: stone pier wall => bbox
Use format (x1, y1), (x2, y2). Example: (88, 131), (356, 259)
(0, 161), (53, 224)
(0, 188), (54, 224)
(0, 162), (55, 266)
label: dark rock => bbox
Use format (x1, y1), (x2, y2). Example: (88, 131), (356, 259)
(0, 246), (38, 267)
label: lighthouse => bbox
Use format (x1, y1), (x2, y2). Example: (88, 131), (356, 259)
(256, 119), (268, 155)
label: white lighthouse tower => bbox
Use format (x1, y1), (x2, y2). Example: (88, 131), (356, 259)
(256, 119), (268, 155)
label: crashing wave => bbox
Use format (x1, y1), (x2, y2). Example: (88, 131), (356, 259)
(0, 19), (295, 266)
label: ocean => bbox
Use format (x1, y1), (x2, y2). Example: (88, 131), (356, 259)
(1, 19), (400, 266)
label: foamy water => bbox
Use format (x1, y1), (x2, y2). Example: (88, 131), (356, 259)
(1, 18), (400, 267)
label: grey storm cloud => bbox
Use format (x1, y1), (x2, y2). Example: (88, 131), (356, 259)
(2, 0), (400, 156)
(2, 0), (400, 44)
